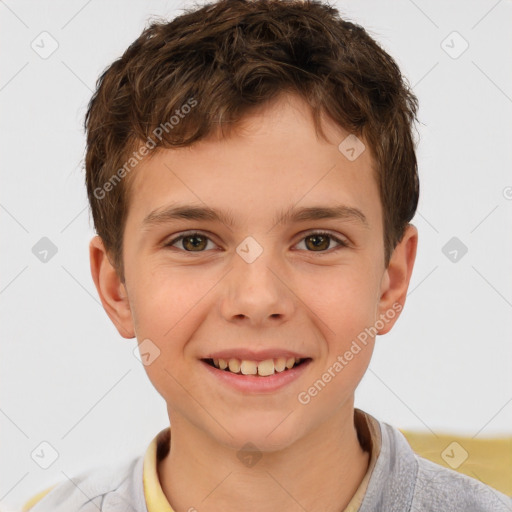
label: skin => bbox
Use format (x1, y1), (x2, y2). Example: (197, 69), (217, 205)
(90, 92), (418, 512)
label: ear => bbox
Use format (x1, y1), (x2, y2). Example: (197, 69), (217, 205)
(376, 224), (418, 335)
(89, 236), (135, 339)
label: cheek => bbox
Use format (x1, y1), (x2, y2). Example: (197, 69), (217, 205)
(128, 265), (221, 391)
(301, 267), (380, 343)
(130, 265), (200, 337)
(296, 267), (379, 397)
(128, 267), (204, 401)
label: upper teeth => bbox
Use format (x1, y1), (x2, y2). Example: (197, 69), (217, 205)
(212, 357), (302, 376)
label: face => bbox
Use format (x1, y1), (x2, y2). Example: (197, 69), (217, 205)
(92, 93), (417, 452)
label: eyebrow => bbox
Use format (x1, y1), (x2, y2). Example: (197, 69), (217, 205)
(142, 203), (369, 229)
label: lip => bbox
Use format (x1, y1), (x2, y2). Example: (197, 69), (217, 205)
(200, 358), (313, 394)
(202, 349), (308, 362)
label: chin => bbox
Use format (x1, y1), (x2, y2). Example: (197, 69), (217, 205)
(215, 412), (305, 452)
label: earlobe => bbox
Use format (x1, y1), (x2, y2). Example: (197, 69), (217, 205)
(376, 224), (418, 335)
(89, 236), (135, 339)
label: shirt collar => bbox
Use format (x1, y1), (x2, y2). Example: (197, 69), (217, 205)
(143, 427), (174, 512)
(142, 408), (382, 512)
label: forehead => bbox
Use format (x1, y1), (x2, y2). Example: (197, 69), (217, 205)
(126, 93), (381, 230)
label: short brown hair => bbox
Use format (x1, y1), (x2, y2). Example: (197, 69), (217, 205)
(85, 0), (419, 281)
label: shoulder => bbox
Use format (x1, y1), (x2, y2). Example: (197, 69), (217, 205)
(22, 455), (146, 512)
(362, 418), (512, 512)
(411, 449), (512, 511)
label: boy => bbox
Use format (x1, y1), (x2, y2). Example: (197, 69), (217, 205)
(23, 0), (512, 510)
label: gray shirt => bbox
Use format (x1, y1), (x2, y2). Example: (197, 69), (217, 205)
(26, 414), (512, 512)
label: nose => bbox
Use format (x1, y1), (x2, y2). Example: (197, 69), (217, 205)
(219, 245), (295, 327)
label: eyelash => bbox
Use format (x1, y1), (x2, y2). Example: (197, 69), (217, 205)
(164, 230), (349, 254)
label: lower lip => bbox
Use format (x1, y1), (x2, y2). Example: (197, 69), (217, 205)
(200, 359), (312, 393)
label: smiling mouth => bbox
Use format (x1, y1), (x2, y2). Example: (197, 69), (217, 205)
(202, 357), (311, 377)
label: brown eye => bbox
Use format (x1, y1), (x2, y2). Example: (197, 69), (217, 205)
(304, 234), (330, 251)
(165, 232), (215, 252)
(181, 234), (208, 251)
(296, 231), (348, 253)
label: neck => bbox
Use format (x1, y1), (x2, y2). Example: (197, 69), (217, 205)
(158, 404), (370, 512)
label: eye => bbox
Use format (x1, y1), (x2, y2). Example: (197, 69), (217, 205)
(295, 231), (348, 252)
(165, 231), (217, 252)
(164, 230), (349, 253)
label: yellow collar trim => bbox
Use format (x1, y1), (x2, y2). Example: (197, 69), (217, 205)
(142, 409), (381, 512)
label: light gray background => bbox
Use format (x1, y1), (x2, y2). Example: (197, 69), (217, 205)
(1, 0), (511, 509)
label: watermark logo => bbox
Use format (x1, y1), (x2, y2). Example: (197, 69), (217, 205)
(237, 442), (262, 468)
(441, 31), (469, 60)
(338, 134), (366, 161)
(441, 441), (469, 469)
(236, 236), (264, 264)
(133, 338), (161, 366)
(297, 303), (402, 405)
(31, 31), (59, 59)
(442, 236), (468, 263)
(93, 97), (198, 201)
(32, 237), (58, 263)
(31, 441), (59, 469)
